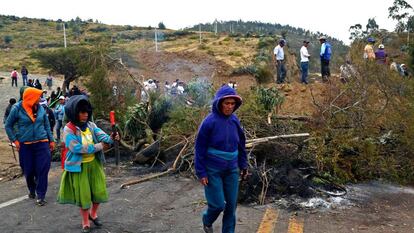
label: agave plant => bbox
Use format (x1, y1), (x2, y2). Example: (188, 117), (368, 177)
(256, 86), (285, 124)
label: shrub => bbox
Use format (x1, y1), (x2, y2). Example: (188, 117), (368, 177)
(228, 51), (242, 56)
(198, 44), (208, 50)
(231, 64), (273, 83)
(158, 22), (166, 29)
(89, 26), (109, 32)
(124, 25), (133, 30)
(3, 35), (12, 44)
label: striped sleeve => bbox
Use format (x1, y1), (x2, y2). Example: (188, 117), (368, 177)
(63, 125), (103, 153)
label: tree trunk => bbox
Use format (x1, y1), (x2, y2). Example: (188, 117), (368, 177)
(62, 75), (70, 95)
(267, 112), (272, 124)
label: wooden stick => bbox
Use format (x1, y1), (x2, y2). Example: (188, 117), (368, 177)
(274, 115), (312, 122)
(246, 133), (310, 144)
(120, 137), (190, 189)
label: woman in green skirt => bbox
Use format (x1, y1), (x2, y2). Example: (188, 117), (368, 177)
(57, 95), (119, 233)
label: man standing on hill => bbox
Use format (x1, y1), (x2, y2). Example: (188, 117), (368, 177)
(300, 40), (311, 84)
(21, 66), (29, 86)
(10, 68), (19, 87)
(274, 39), (287, 84)
(364, 37), (376, 60)
(319, 36), (331, 82)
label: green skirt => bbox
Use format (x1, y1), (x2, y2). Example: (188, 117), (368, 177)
(57, 158), (108, 209)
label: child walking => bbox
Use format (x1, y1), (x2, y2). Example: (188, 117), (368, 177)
(57, 95), (119, 233)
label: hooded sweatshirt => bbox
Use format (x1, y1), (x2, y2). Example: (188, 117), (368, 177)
(63, 95), (113, 172)
(5, 87), (54, 143)
(195, 85), (248, 179)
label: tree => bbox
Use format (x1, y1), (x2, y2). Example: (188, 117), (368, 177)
(158, 22), (166, 30)
(31, 47), (92, 93)
(349, 24), (364, 41)
(388, 0), (413, 45)
(366, 18), (379, 34)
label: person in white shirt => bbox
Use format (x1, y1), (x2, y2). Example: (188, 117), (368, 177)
(177, 82), (185, 95)
(274, 39), (287, 84)
(300, 40), (311, 84)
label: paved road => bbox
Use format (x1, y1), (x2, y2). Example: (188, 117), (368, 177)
(0, 166), (413, 233)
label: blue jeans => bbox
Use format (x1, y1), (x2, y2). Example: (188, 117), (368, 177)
(276, 60), (286, 83)
(203, 167), (239, 233)
(301, 62), (309, 84)
(55, 120), (63, 142)
(22, 75), (28, 86)
(19, 142), (51, 199)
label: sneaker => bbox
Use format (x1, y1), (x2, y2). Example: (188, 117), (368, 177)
(36, 199), (47, 206)
(89, 215), (103, 227)
(203, 224), (213, 233)
(28, 193), (36, 199)
(81, 226), (91, 233)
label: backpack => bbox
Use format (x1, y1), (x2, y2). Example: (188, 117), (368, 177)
(11, 71), (18, 78)
(60, 122), (77, 170)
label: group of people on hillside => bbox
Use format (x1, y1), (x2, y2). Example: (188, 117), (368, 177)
(274, 36), (332, 85)
(364, 37), (410, 77)
(9, 66), (54, 89)
(275, 35), (411, 85)
(141, 78), (187, 102)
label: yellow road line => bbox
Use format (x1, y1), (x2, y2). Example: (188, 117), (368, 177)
(287, 215), (304, 233)
(256, 208), (279, 233)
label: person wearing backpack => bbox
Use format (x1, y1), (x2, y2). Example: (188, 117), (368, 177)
(10, 68), (19, 87)
(21, 66), (29, 86)
(319, 36), (332, 82)
(5, 87), (55, 206)
(57, 95), (119, 233)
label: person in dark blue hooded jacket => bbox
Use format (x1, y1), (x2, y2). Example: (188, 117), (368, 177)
(195, 85), (248, 233)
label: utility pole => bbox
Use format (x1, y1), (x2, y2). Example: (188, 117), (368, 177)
(63, 23), (67, 48)
(199, 24), (202, 44)
(155, 28), (158, 52)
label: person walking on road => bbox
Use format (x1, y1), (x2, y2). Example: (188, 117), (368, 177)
(5, 87), (55, 206)
(21, 66), (29, 86)
(10, 68), (19, 87)
(40, 98), (55, 136)
(57, 95), (119, 233)
(195, 85), (249, 233)
(300, 40), (311, 84)
(274, 39), (287, 84)
(3, 98), (16, 124)
(319, 36), (332, 82)
(54, 96), (66, 142)
(45, 72), (53, 90)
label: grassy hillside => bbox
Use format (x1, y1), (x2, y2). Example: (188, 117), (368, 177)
(186, 20), (350, 72)
(0, 15), (349, 76)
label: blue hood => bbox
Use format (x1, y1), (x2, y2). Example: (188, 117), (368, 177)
(212, 85), (242, 116)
